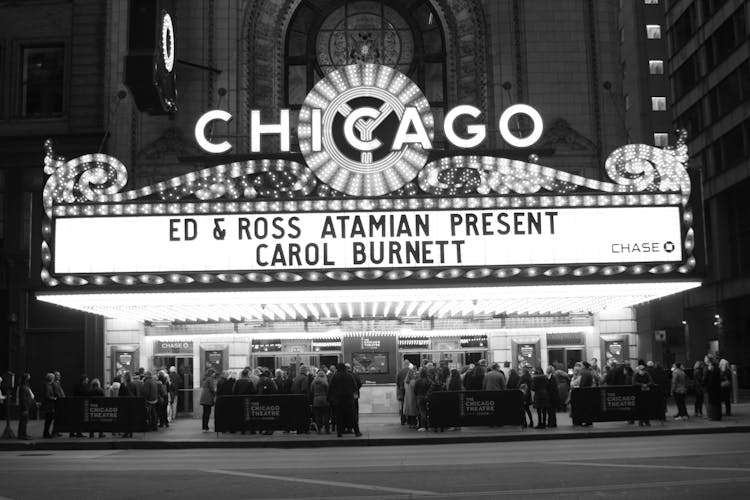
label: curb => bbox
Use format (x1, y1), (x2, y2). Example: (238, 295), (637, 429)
(3, 425), (750, 451)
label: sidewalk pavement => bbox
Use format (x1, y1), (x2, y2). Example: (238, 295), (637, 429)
(2, 402), (749, 451)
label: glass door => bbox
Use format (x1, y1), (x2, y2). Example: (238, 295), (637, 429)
(548, 348), (584, 373)
(176, 357), (193, 413)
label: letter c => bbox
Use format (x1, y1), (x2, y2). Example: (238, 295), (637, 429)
(195, 109), (233, 153)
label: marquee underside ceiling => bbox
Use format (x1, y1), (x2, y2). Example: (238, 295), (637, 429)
(37, 281), (701, 324)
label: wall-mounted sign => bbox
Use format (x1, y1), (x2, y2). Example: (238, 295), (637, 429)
(361, 338), (382, 350)
(153, 340), (193, 355)
(204, 349), (224, 374)
(52, 206), (681, 275)
(604, 340), (626, 364)
(546, 331), (585, 346)
(112, 349), (136, 378)
(516, 342), (539, 369)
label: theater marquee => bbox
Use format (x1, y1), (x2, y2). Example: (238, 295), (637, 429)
(40, 63), (697, 290)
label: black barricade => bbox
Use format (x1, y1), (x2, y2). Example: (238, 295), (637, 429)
(214, 395), (310, 433)
(54, 397), (148, 433)
(570, 385), (665, 424)
(428, 390), (525, 427)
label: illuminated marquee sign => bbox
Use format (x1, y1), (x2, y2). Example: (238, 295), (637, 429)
(40, 63), (697, 288)
(52, 207), (681, 274)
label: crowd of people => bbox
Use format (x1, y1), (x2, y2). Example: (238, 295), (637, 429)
(3, 368), (182, 440)
(0, 352), (736, 440)
(394, 353), (737, 431)
(198, 362), (363, 437)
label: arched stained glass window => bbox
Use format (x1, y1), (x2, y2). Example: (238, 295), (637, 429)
(285, 0), (446, 113)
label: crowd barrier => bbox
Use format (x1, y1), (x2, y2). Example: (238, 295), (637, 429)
(214, 394), (310, 433)
(569, 385), (665, 424)
(53, 397), (148, 433)
(428, 390), (525, 427)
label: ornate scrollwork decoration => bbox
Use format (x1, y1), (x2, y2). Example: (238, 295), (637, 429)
(42, 139), (129, 217)
(157, 160), (317, 202)
(418, 156), (580, 196)
(604, 129), (690, 204)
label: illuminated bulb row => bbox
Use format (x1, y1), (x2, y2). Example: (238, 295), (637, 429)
(42, 258), (695, 290)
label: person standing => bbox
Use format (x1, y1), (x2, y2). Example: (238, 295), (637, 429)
(464, 360), (486, 391)
(693, 360), (705, 417)
(328, 362), (361, 437)
(168, 366), (181, 422)
(396, 359), (411, 425)
(719, 358), (732, 416)
(141, 371), (159, 431)
(403, 367), (418, 428)
(704, 355), (722, 420)
(506, 367), (520, 390)
(310, 369), (330, 434)
(156, 371), (170, 428)
(233, 368), (255, 395)
(414, 368), (431, 431)
(118, 372), (137, 438)
(16, 373), (34, 440)
(531, 367), (549, 429)
(482, 363), (507, 391)
(199, 369), (217, 432)
(545, 365), (559, 428)
(703, 354), (722, 420)
(671, 362), (688, 420)
(87, 379), (106, 438)
(41, 373), (57, 438)
(290, 366), (311, 395)
(633, 364), (654, 426)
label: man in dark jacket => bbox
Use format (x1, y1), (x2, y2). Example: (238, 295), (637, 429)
(233, 368), (255, 395)
(328, 363), (361, 437)
(290, 366), (311, 395)
(41, 373), (57, 438)
(545, 365), (559, 428)
(141, 371), (160, 431)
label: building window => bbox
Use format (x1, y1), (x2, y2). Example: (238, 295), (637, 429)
(651, 96), (667, 111)
(649, 60), (664, 74)
(285, 0), (446, 110)
(654, 133), (669, 147)
(20, 45), (65, 117)
(646, 25), (662, 39)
